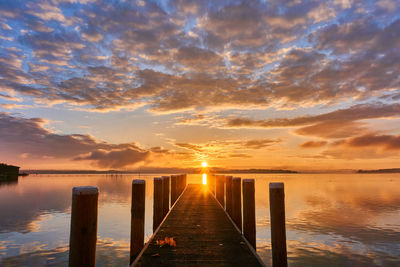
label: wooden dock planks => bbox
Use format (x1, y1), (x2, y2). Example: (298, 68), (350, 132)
(133, 184), (264, 266)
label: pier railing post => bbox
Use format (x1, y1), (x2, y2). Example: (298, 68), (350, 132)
(69, 186), (98, 267)
(216, 175), (225, 207)
(269, 182), (288, 267)
(243, 179), (256, 249)
(153, 177), (163, 231)
(232, 177), (242, 231)
(162, 176), (170, 217)
(171, 175), (177, 205)
(225, 176), (233, 217)
(130, 180), (145, 264)
(209, 174), (216, 195)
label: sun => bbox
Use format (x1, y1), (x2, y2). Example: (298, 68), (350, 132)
(202, 161), (208, 167)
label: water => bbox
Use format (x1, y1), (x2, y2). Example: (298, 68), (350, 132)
(0, 173), (399, 266)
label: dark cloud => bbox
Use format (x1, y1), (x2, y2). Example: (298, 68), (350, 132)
(341, 134), (400, 150)
(0, 112), (150, 168)
(226, 103), (400, 138)
(299, 140), (327, 148)
(74, 148), (150, 169)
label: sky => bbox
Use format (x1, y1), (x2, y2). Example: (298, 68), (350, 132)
(0, 0), (399, 171)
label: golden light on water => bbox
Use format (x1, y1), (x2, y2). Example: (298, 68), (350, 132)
(202, 173), (207, 185)
(202, 161), (208, 167)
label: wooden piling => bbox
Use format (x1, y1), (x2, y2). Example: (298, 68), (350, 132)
(171, 175), (177, 205)
(243, 179), (256, 249)
(69, 186), (98, 267)
(232, 177), (242, 231)
(183, 174), (187, 190)
(208, 174), (216, 195)
(130, 180), (145, 264)
(216, 175), (225, 207)
(153, 177), (163, 231)
(269, 182), (288, 267)
(162, 176), (170, 217)
(225, 176), (233, 217)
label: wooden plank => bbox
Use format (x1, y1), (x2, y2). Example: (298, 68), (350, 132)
(133, 184), (264, 267)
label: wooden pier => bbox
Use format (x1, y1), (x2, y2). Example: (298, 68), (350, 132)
(68, 174), (287, 267)
(132, 184), (264, 266)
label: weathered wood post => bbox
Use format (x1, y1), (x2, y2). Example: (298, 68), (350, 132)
(209, 174), (216, 195)
(69, 186), (98, 267)
(178, 174), (183, 196)
(162, 176), (170, 217)
(216, 175), (225, 206)
(243, 179), (256, 249)
(225, 176), (233, 217)
(153, 177), (163, 231)
(183, 174), (187, 190)
(130, 180), (145, 264)
(171, 175), (177, 205)
(232, 177), (242, 231)
(269, 182), (288, 267)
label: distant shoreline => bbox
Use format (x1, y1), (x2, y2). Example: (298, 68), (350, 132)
(20, 168), (299, 174)
(357, 168), (400, 173)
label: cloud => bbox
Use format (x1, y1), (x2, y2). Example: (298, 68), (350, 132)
(74, 148), (150, 169)
(340, 134), (400, 150)
(300, 140), (327, 148)
(0, 112), (151, 168)
(226, 102), (400, 138)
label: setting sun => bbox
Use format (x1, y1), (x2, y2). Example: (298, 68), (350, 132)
(202, 162), (208, 167)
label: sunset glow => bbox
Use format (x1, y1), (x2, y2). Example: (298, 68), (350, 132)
(202, 162), (208, 168)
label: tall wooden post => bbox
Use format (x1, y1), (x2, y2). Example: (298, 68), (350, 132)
(225, 176), (233, 217)
(178, 174), (183, 196)
(130, 180), (145, 264)
(171, 175), (177, 205)
(69, 186), (98, 267)
(216, 175), (225, 207)
(209, 174), (216, 195)
(232, 177), (242, 231)
(243, 179), (256, 249)
(183, 174), (187, 190)
(153, 177), (163, 231)
(162, 176), (170, 217)
(269, 182), (288, 267)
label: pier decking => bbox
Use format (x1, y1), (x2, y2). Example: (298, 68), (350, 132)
(132, 184), (264, 266)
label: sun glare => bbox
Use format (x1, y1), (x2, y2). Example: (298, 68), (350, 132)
(202, 161), (207, 167)
(202, 173), (207, 185)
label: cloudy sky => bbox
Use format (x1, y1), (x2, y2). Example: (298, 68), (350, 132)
(0, 0), (399, 170)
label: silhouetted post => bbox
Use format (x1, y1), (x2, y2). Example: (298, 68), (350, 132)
(130, 180), (145, 264)
(153, 177), (163, 231)
(178, 174), (183, 195)
(232, 177), (242, 231)
(216, 175), (225, 206)
(243, 179), (256, 249)
(269, 182), (288, 267)
(209, 174), (216, 195)
(69, 186), (98, 267)
(183, 174), (187, 190)
(162, 176), (170, 217)
(225, 176), (233, 216)
(171, 175), (177, 205)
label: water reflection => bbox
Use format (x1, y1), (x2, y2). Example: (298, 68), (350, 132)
(202, 173), (207, 185)
(0, 173), (399, 266)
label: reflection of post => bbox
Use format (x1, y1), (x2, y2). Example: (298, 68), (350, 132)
(162, 176), (170, 217)
(225, 176), (233, 217)
(269, 182), (288, 267)
(171, 175), (177, 205)
(216, 175), (225, 207)
(130, 180), (145, 264)
(232, 177), (242, 231)
(153, 177), (163, 231)
(69, 186), (98, 267)
(243, 179), (256, 249)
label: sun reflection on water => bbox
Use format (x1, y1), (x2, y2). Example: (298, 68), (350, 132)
(202, 173), (207, 185)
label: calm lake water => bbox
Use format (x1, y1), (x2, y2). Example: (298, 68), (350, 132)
(0, 173), (399, 266)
